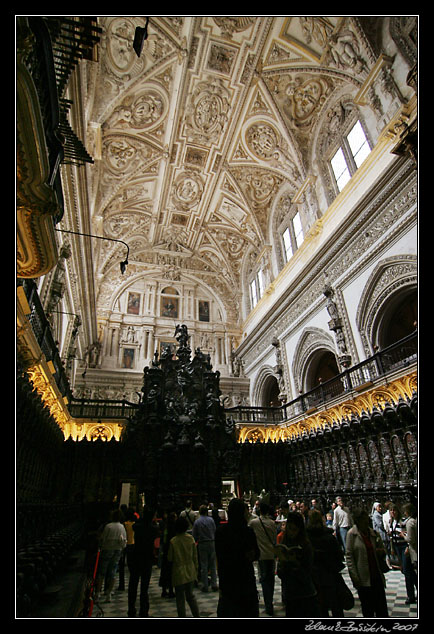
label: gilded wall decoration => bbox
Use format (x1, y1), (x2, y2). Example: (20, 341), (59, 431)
(236, 371), (416, 443)
(106, 18), (138, 74)
(245, 122), (279, 160)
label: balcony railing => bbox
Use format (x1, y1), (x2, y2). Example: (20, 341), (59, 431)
(68, 398), (138, 420)
(22, 17), (101, 223)
(20, 279), (72, 402)
(225, 331), (417, 425)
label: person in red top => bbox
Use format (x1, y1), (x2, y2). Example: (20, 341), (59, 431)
(346, 508), (388, 617)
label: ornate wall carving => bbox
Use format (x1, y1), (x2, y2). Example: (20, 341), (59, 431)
(356, 255), (417, 355)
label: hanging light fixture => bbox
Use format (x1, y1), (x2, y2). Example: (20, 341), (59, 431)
(133, 17), (150, 57)
(54, 228), (130, 274)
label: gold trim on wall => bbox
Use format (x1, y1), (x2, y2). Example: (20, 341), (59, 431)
(237, 372), (417, 443)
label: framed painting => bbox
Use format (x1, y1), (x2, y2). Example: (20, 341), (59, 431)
(161, 296), (179, 318)
(127, 292), (140, 315)
(199, 300), (210, 322)
(122, 348), (135, 369)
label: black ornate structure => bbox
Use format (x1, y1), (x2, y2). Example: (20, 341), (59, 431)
(122, 325), (237, 510)
(236, 394), (417, 512)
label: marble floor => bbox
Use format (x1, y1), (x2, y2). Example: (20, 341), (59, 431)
(89, 562), (418, 620)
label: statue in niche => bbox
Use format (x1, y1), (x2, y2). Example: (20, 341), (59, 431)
(324, 284), (340, 323)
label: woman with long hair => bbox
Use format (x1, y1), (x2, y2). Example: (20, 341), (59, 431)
(276, 511), (320, 617)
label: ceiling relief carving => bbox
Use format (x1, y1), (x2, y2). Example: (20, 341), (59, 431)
(183, 76), (232, 145)
(78, 16), (409, 329)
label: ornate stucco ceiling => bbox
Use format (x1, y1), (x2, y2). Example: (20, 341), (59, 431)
(81, 16), (385, 330)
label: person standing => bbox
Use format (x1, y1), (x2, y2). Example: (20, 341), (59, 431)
(159, 511), (177, 598)
(215, 498), (260, 618)
(401, 502), (417, 573)
(192, 505), (218, 593)
(275, 511), (320, 618)
(250, 502), (277, 615)
(307, 509), (345, 617)
(127, 507), (160, 617)
(180, 500), (198, 535)
(94, 509), (127, 603)
(168, 516), (200, 617)
(346, 508), (388, 617)
(389, 503), (417, 605)
(333, 496), (352, 553)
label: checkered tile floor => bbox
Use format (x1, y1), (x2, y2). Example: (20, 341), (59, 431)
(90, 563), (418, 619)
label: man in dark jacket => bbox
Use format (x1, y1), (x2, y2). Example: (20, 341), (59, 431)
(127, 507), (159, 617)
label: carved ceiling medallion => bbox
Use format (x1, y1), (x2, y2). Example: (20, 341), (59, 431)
(245, 122), (280, 160)
(172, 172), (204, 210)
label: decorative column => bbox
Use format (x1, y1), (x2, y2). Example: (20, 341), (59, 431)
(323, 284), (351, 369)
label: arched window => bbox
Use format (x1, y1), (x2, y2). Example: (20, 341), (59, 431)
(316, 98), (374, 205)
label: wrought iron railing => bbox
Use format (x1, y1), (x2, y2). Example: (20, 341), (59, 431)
(22, 16), (101, 223)
(225, 331), (417, 425)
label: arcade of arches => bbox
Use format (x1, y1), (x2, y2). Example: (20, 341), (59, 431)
(16, 16), (417, 617)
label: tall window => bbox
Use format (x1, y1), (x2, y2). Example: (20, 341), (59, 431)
(250, 268), (267, 308)
(282, 211), (304, 264)
(250, 278), (258, 308)
(330, 120), (371, 192)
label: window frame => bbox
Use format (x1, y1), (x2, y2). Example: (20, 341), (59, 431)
(249, 267), (267, 309)
(329, 119), (372, 193)
(281, 210), (304, 264)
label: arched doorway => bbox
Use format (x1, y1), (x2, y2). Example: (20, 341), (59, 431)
(379, 289), (417, 348)
(260, 374), (281, 407)
(305, 349), (341, 392)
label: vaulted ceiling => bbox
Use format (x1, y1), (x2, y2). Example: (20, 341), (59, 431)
(78, 16), (389, 331)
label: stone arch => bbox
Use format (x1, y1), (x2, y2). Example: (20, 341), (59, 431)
(292, 327), (337, 393)
(356, 255), (417, 355)
(251, 365), (280, 408)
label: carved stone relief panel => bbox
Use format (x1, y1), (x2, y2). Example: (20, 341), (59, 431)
(183, 77), (232, 145)
(104, 88), (168, 132)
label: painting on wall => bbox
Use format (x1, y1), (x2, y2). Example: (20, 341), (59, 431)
(161, 296), (179, 318)
(122, 348), (135, 369)
(127, 292), (141, 315)
(199, 300), (210, 322)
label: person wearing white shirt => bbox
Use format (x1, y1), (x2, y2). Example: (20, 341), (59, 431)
(94, 509), (127, 602)
(332, 497), (352, 553)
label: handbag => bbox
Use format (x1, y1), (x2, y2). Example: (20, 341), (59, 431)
(335, 573), (355, 611)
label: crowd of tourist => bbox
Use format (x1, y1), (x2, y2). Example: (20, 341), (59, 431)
(90, 494), (417, 618)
